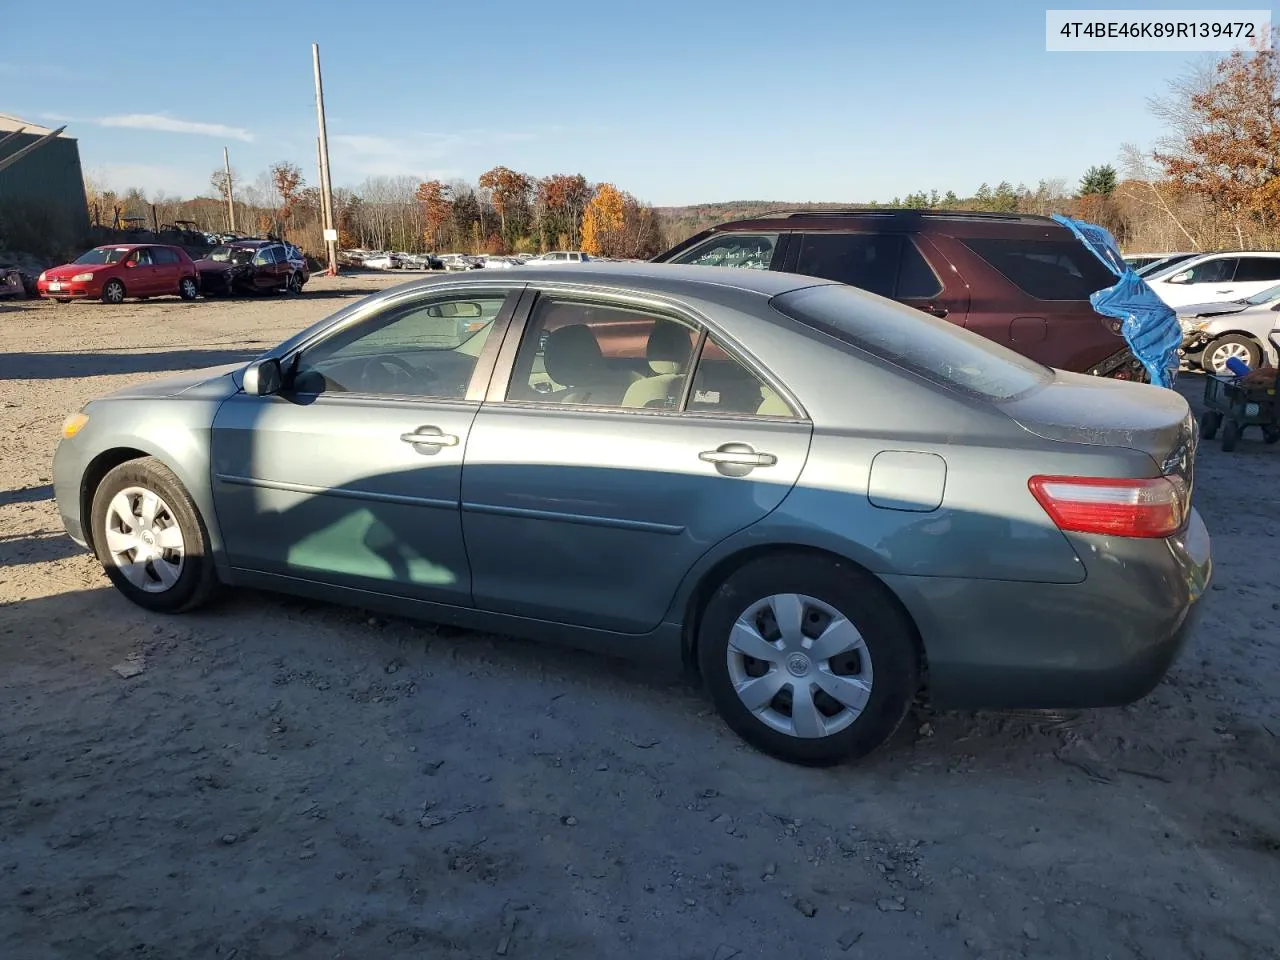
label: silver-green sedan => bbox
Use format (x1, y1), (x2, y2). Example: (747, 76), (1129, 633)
(52, 263), (1211, 766)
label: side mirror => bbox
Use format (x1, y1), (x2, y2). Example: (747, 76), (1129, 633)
(1167, 271), (1190, 284)
(243, 357), (283, 396)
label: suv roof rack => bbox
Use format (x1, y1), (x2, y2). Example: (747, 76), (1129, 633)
(750, 208), (1057, 224)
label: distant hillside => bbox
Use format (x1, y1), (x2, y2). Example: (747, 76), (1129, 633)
(656, 201), (859, 246)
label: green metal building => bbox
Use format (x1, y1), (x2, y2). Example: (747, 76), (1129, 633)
(0, 113), (91, 247)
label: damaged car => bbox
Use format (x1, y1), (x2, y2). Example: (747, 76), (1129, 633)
(194, 240), (308, 296)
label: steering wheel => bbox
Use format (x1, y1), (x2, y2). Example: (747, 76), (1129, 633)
(359, 356), (420, 393)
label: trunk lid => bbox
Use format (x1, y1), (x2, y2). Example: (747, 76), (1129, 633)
(999, 370), (1195, 487)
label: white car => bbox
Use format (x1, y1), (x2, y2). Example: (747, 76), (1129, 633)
(1178, 283), (1280, 373)
(362, 254), (401, 270)
(525, 250), (593, 265)
(1145, 251), (1280, 308)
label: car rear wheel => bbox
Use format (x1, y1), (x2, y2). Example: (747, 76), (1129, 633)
(179, 276), (199, 300)
(89, 457), (219, 613)
(101, 279), (126, 305)
(1205, 334), (1261, 374)
(697, 553), (919, 766)
(1199, 410), (1222, 439)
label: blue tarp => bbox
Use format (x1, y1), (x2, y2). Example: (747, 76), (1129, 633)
(1051, 214), (1182, 389)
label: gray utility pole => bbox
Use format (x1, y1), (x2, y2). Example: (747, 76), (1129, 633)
(311, 42), (338, 276)
(223, 146), (237, 232)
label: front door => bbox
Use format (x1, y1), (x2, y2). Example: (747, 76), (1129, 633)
(210, 286), (521, 605)
(460, 291), (813, 634)
(125, 247), (159, 295)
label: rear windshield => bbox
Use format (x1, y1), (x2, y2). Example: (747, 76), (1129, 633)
(962, 237), (1115, 301)
(771, 284), (1052, 401)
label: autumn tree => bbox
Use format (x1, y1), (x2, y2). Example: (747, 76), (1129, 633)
(268, 161), (305, 237)
(478, 165), (533, 251)
(581, 183), (627, 255)
(414, 179), (453, 249)
(1151, 30), (1280, 241)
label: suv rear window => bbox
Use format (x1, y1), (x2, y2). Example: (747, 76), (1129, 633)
(771, 283), (1051, 402)
(962, 237), (1115, 301)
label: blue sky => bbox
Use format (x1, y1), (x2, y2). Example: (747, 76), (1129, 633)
(2, 0), (1231, 205)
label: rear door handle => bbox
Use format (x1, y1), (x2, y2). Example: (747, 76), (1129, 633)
(400, 425), (459, 447)
(924, 302), (949, 318)
(699, 444), (777, 467)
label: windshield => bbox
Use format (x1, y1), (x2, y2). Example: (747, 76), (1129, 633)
(1244, 283), (1280, 306)
(209, 245), (255, 265)
(771, 284), (1052, 402)
(74, 247), (131, 265)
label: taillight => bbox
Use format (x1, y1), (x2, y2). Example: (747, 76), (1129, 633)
(1028, 475), (1187, 539)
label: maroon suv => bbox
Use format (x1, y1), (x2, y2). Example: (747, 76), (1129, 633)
(653, 210), (1142, 378)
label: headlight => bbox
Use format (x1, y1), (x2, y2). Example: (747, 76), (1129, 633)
(71, 272), (95, 282)
(61, 412), (89, 439)
(38, 271), (47, 282)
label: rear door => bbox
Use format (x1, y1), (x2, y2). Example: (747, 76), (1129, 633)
(789, 232), (969, 325)
(460, 290), (813, 634)
(150, 246), (182, 295)
(1230, 256), (1280, 300)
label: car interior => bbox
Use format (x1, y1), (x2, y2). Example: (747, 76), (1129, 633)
(508, 298), (794, 416)
(289, 296), (506, 397)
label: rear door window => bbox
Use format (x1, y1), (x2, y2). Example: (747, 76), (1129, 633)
(795, 233), (900, 297)
(1233, 257), (1280, 283)
(961, 237), (1116, 300)
(668, 233), (780, 270)
(152, 247), (179, 264)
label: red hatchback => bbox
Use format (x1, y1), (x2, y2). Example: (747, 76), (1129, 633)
(38, 244), (200, 304)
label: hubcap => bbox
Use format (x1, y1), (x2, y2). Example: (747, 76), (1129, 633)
(107, 283), (123, 303)
(182, 279), (196, 296)
(725, 593), (874, 739)
(103, 486), (185, 593)
(1210, 341), (1251, 372)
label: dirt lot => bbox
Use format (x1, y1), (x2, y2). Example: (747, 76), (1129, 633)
(1, 275), (1278, 960)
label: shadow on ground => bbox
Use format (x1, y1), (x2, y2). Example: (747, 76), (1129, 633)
(0, 349), (259, 380)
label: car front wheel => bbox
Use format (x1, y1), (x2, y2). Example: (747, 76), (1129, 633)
(1204, 334), (1261, 374)
(697, 553), (919, 766)
(101, 279), (126, 304)
(89, 456), (219, 613)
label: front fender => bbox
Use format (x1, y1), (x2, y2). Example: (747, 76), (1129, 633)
(62, 397), (229, 576)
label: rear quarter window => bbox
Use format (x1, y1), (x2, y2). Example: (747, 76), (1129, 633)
(962, 236), (1115, 301)
(771, 283), (1051, 402)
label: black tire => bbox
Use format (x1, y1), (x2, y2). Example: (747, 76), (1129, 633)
(1204, 334), (1261, 375)
(286, 272), (303, 295)
(1199, 410), (1223, 440)
(1222, 419), (1241, 453)
(178, 276), (199, 300)
(1264, 426), (1280, 445)
(101, 279), (126, 305)
(696, 553), (919, 766)
(89, 456), (219, 613)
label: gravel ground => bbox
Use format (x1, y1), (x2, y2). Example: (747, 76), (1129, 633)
(1, 276), (1278, 960)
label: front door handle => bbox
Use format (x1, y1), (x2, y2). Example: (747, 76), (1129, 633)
(699, 447), (777, 467)
(400, 425), (459, 448)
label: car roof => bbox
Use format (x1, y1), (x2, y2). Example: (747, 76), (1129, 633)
(398, 261), (839, 299)
(682, 208), (1066, 235)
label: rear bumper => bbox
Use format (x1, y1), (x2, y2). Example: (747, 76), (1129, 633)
(884, 508), (1211, 709)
